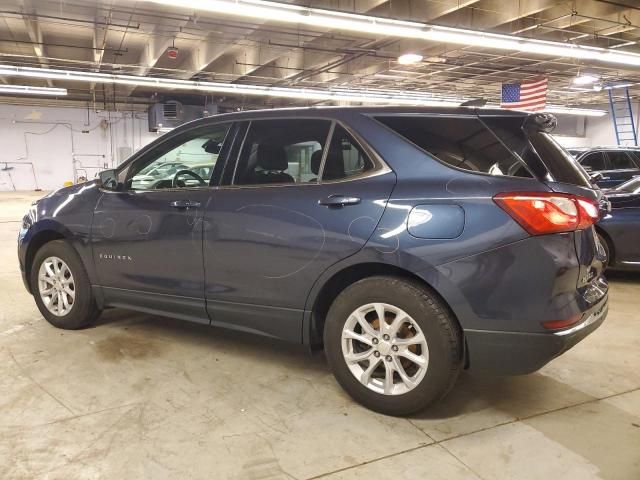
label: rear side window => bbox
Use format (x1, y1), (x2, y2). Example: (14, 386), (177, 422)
(375, 115), (533, 178)
(321, 124), (374, 181)
(580, 152), (606, 171)
(607, 151), (638, 169)
(233, 119), (331, 186)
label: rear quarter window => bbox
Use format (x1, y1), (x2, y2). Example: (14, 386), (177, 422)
(375, 115), (533, 178)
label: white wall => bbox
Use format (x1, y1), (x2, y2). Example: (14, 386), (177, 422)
(0, 104), (157, 191)
(555, 102), (639, 149)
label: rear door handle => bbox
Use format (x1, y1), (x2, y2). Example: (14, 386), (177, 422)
(318, 195), (361, 208)
(170, 200), (201, 209)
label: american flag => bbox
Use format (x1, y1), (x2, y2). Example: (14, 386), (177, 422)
(501, 78), (548, 111)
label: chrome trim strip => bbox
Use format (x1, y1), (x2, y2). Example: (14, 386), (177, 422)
(554, 302), (608, 336)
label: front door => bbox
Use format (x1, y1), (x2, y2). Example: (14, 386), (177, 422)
(91, 122), (232, 323)
(202, 118), (396, 340)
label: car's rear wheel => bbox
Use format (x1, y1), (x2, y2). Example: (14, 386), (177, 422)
(324, 276), (462, 416)
(31, 240), (101, 329)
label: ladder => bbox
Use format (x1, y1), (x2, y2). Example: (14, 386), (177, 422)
(608, 87), (637, 146)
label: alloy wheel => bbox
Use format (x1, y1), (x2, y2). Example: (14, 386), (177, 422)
(38, 256), (75, 317)
(341, 303), (429, 395)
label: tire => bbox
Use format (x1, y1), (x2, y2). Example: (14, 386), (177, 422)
(324, 276), (462, 416)
(30, 240), (101, 329)
(597, 233), (611, 270)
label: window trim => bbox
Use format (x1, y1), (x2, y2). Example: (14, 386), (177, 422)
(220, 117), (390, 190)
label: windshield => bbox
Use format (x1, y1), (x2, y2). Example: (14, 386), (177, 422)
(615, 177), (640, 193)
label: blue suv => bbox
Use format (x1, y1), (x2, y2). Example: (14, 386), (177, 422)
(18, 107), (608, 415)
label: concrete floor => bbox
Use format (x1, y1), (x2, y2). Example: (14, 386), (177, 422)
(1, 191), (639, 480)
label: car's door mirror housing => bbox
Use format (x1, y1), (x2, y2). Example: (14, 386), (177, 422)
(98, 169), (120, 190)
(589, 171), (603, 184)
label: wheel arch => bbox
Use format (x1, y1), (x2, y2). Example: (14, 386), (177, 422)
(305, 261), (463, 354)
(23, 224), (73, 292)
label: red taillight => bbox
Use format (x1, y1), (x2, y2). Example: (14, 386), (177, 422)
(542, 314), (582, 330)
(493, 192), (599, 235)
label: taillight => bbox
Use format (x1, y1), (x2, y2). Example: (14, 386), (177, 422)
(542, 314), (582, 330)
(493, 192), (599, 235)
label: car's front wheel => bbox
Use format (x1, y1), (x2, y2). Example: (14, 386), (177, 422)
(30, 240), (101, 329)
(324, 276), (462, 416)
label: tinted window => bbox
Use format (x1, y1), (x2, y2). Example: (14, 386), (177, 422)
(234, 119), (331, 186)
(482, 116), (591, 187)
(376, 115), (533, 178)
(607, 151), (638, 169)
(320, 125), (374, 181)
(127, 124), (230, 190)
(580, 152), (606, 171)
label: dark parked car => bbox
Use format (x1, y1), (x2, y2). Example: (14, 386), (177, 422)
(597, 177), (640, 270)
(18, 107), (608, 415)
(568, 147), (640, 188)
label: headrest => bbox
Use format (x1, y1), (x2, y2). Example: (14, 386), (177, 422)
(257, 144), (288, 171)
(322, 147), (346, 180)
(311, 150), (323, 175)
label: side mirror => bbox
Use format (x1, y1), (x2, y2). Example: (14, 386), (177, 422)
(98, 169), (120, 190)
(589, 172), (603, 185)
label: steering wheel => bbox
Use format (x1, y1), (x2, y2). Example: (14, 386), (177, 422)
(172, 169), (206, 188)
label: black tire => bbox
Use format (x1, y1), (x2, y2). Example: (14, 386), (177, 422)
(324, 276), (462, 416)
(30, 240), (101, 329)
(597, 233), (611, 270)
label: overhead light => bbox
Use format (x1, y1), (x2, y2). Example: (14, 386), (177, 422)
(397, 53), (423, 65)
(136, 0), (640, 68)
(0, 64), (460, 106)
(543, 106), (606, 117)
(0, 85), (67, 96)
(0, 65), (607, 115)
(573, 74), (599, 85)
(604, 82), (634, 90)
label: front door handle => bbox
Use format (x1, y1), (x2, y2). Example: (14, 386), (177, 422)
(170, 200), (201, 209)
(318, 195), (361, 208)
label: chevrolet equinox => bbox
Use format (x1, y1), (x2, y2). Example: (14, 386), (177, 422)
(18, 107), (609, 415)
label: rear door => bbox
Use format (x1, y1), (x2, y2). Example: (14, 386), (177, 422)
(604, 150), (640, 187)
(202, 118), (396, 341)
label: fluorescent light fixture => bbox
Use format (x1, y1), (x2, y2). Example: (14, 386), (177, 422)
(544, 106), (606, 117)
(397, 53), (423, 65)
(137, 0), (640, 68)
(0, 84), (67, 96)
(0, 64), (461, 106)
(604, 82), (634, 90)
(0, 65), (607, 115)
(573, 74), (599, 85)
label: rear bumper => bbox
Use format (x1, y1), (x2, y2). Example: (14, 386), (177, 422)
(465, 295), (608, 375)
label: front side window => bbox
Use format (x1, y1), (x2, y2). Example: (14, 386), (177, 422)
(127, 123), (230, 190)
(607, 151), (638, 170)
(234, 119), (331, 186)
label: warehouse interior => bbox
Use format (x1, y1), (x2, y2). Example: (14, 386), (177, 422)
(1, 0), (640, 479)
